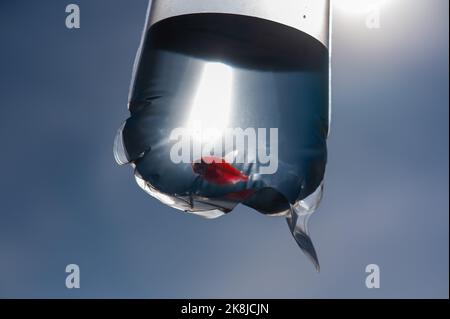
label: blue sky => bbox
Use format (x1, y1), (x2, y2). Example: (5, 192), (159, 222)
(0, 0), (448, 298)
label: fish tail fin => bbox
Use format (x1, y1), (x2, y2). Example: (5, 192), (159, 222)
(286, 206), (320, 272)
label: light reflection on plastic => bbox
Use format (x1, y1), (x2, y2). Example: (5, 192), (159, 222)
(187, 62), (233, 144)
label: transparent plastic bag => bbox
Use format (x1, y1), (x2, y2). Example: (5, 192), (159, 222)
(115, 0), (330, 270)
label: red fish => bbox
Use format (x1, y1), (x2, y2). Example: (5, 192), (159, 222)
(192, 156), (249, 185)
(223, 188), (255, 201)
